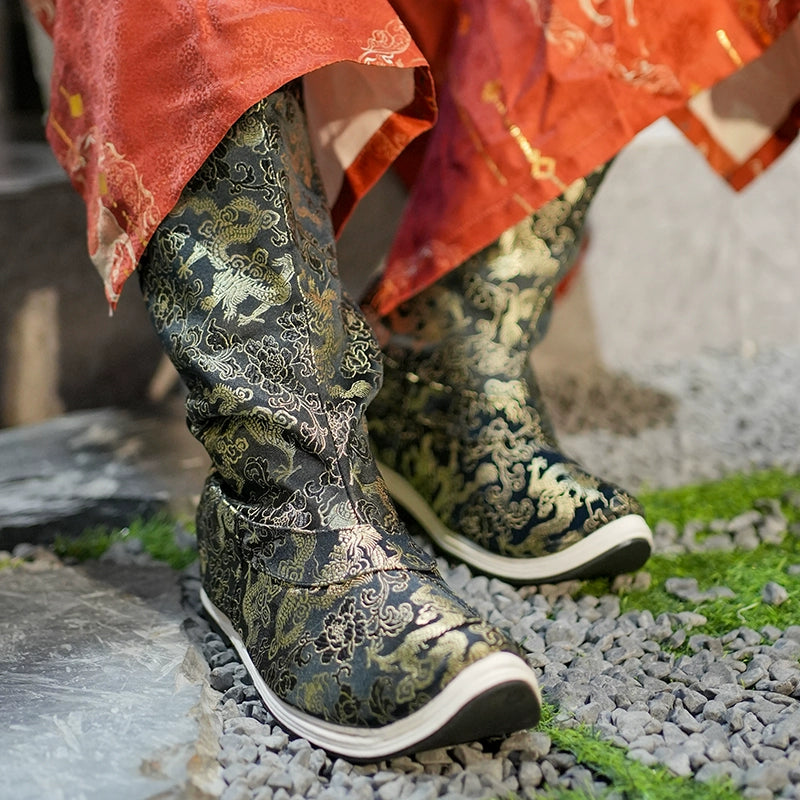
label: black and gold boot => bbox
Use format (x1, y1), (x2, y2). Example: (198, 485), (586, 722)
(139, 86), (540, 760)
(369, 170), (653, 584)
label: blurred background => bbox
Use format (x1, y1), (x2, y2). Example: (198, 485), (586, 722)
(1, 0), (166, 428)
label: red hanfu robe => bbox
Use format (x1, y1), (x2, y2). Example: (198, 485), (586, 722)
(27, 0), (800, 313)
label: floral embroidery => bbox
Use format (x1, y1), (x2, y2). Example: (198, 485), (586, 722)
(360, 18), (412, 65)
(314, 597), (368, 663)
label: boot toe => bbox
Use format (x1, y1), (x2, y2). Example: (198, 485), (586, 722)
(202, 570), (541, 760)
(375, 455), (653, 585)
(199, 480), (541, 759)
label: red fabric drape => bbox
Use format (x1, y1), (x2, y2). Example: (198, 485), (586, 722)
(29, 0), (433, 305)
(28, 0), (800, 312)
(374, 0), (800, 312)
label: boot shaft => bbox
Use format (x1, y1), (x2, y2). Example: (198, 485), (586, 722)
(139, 86), (391, 532)
(381, 165), (608, 391)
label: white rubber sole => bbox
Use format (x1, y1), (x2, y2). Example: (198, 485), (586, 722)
(201, 588), (542, 760)
(378, 461), (653, 584)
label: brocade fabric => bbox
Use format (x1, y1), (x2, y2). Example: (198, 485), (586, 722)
(370, 171), (643, 571)
(30, 0), (432, 304)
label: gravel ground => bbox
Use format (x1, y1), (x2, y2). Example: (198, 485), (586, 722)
(182, 495), (800, 800)
(170, 343), (800, 800)
(8, 342), (790, 799)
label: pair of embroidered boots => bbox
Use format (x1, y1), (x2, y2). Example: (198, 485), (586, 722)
(139, 86), (652, 760)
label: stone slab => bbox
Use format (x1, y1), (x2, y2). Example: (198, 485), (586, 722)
(0, 407), (208, 550)
(0, 560), (223, 800)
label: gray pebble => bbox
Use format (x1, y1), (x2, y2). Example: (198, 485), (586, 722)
(648, 686), (674, 710)
(713, 684), (747, 707)
(729, 510), (763, 532)
(762, 625), (784, 642)
(388, 756), (424, 775)
(698, 661), (739, 690)
(464, 758), (504, 783)
(762, 581), (790, 606)
(209, 647), (240, 669)
(223, 763), (250, 784)
(376, 779), (406, 800)
(705, 738), (731, 762)
(669, 706), (702, 734)
(404, 781), (439, 800)
(628, 748), (658, 767)
(539, 760), (561, 786)
(245, 764), (274, 790)
(769, 637), (800, 660)
(757, 514), (788, 543)
(702, 699), (727, 723)
(744, 761), (794, 792)
(698, 760), (741, 782)
(415, 747), (451, 766)
(222, 779), (255, 800)
(292, 767), (319, 796)
(545, 619), (586, 647)
(734, 527), (761, 549)
(656, 748), (692, 777)
(654, 520), (679, 543)
(702, 533), (736, 552)
(459, 772), (484, 798)
(740, 663), (769, 689)
(661, 721), (688, 746)
(563, 764), (594, 792)
(210, 663), (240, 692)
(667, 629), (687, 649)
(518, 761), (542, 788)
(627, 734), (661, 754)
(450, 743), (486, 768)
(674, 687), (707, 715)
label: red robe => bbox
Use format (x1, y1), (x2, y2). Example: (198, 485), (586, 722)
(27, 0), (800, 313)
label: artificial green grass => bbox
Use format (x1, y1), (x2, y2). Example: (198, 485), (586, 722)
(637, 468), (800, 532)
(128, 515), (197, 569)
(53, 514), (197, 570)
(620, 540), (799, 636)
(580, 468), (800, 642)
(579, 537), (800, 643)
(537, 704), (741, 800)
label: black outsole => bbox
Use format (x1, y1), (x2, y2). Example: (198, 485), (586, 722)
(537, 537), (653, 584)
(378, 680), (542, 761)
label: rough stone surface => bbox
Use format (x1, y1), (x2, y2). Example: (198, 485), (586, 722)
(0, 558), (223, 800)
(0, 409), (208, 549)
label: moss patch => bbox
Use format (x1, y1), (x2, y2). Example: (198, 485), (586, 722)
(638, 469), (800, 532)
(128, 515), (197, 569)
(53, 514), (196, 570)
(622, 542), (798, 636)
(580, 469), (800, 643)
(538, 704), (741, 800)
